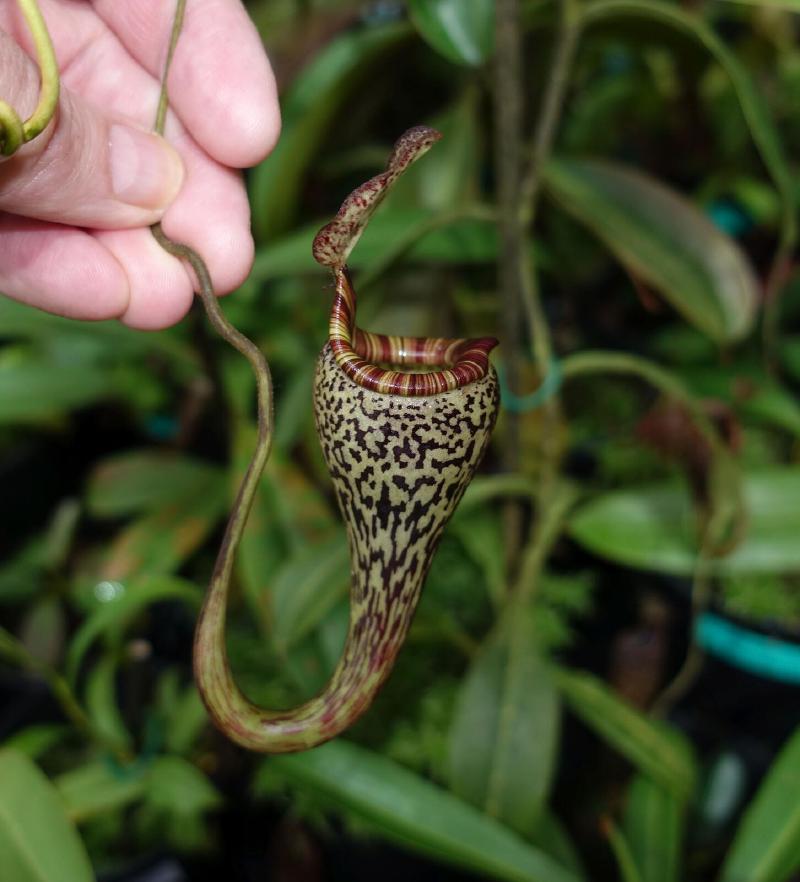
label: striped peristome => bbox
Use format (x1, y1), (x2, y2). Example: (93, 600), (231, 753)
(330, 268), (497, 395)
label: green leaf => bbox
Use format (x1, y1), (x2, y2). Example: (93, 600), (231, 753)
(250, 23), (410, 240)
(85, 483), (227, 585)
(84, 655), (132, 754)
(715, 0), (799, 8)
(251, 210), (499, 281)
(720, 726), (800, 882)
(556, 668), (695, 801)
(623, 775), (685, 882)
(265, 740), (584, 882)
(0, 537), (47, 604)
(409, 0), (495, 66)
(66, 577), (199, 685)
(460, 474), (539, 509)
(582, 0), (796, 254)
(56, 761), (147, 824)
(543, 158), (758, 342)
(2, 725), (69, 760)
(267, 457), (338, 555)
(779, 337), (800, 383)
(271, 534), (350, 653)
(145, 757), (221, 816)
(0, 749), (94, 882)
(86, 451), (225, 519)
(0, 296), (194, 366)
(605, 817), (643, 882)
(448, 609), (560, 834)
(680, 365), (800, 437)
(388, 91), (481, 211)
(163, 686), (208, 756)
(0, 355), (113, 424)
(449, 509), (507, 607)
(19, 598), (65, 667)
(569, 468), (800, 576)
(530, 810), (586, 877)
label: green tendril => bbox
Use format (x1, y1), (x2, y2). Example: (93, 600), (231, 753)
(152, 0), (275, 738)
(1, 0), (59, 156)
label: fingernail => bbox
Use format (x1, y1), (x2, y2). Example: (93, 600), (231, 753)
(109, 125), (183, 209)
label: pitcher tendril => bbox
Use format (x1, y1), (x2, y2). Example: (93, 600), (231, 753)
(0, 0), (59, 156)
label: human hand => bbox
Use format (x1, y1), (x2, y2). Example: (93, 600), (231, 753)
(0, 1), (280, 329)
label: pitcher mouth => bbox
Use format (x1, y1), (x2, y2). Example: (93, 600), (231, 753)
(329, 269), (498, 396)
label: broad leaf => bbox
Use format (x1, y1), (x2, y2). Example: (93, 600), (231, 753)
(680, 365), (800, 438)
(271, 534), (350, 653)
(569, 468), (800, 576)
(582, 0), (796, 254)
(543, 159), (758, 342)
(66, 577), (199, 684)
(391, 93), (481, 210)
(556, 668), (695, 800)
(448, 608), (560, 833)
(0, 749), (94, 882)
(0, 296), (193, 366)
(84, 485), (227, 585)
(623, 774), (685, 882)
(250, 23), (410, 240)
(84, 655), (132, 754)
(145, 756), (221, 816)
(265, 740), (584, 882)
(3, 724), (69, 760)
(409, 0), (495, 66)
(57, 761), (147, 824)
(449, 509), (507, 607)
(0, 355), (113, 423)
(251, 210), (499, 281)
(720, 726), (800, 882)
(86, 451), (225, 519)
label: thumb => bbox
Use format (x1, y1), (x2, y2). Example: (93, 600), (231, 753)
(0, 31), (183, 229)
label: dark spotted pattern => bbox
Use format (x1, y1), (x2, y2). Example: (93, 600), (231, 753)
(309, 344), (499, 740)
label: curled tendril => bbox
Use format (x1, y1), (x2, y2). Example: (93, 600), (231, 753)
(0, 0), (59, 156)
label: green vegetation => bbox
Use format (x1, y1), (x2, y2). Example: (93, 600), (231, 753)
(1, 0), (800, 880)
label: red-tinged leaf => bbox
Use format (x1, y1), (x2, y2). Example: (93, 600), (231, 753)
(312, 126), (442, 269)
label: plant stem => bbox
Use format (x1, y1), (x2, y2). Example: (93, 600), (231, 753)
(513, 480), (578, 603)
(518, 0), (581, 503)
(602, 815), (643, 882)
(0, 626), (132, 763)
(651, 537), (713, 719)
(1, 0), (59, 155)
(562, 348), (742, 713)
(494, 0), (528, 570)
(495, 0), (526, 477)
(561, 349), (724, 450)
(520, 0), (582, 224)
(17, 0), (59, 141)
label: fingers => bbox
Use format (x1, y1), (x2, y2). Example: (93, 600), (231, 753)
(60, 29), (256, 304)
(159, 129), (255, 298)
(0, 31), (184, 229)
(0, 215), (199, 330)
(91, 0), (280, 168)
(0, 213), (129, 320)
(0, 1), (270, 328)
(93, 226), (194, 330)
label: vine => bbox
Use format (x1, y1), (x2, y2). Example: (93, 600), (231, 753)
(0, 0), (59, 156)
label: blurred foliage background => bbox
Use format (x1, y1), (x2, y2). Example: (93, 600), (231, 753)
(1, 0), (800, 880)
